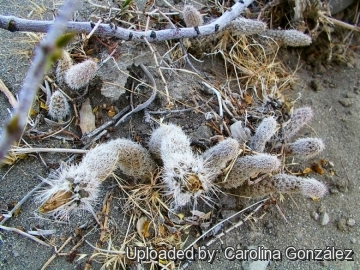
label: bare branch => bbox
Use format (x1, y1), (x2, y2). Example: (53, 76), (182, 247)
(0, 0), (255, 42)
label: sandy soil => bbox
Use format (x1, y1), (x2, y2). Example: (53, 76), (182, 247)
(0, 1), (359, 270)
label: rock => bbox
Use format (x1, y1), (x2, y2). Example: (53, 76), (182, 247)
(338, 98), (353, 107)
(318, 205), (326, 214)
(242, 245), (270, 270)
(192, 125), (212, 140)
(311, 211), (319, 221)
(337, 218), (347, 231)
(264, 221), (273, 229)
(350, 238), (357, 244)
(320, 212), (330, 226)
(310, 80), (322, 91)
(329, 188), (339, 194)
(347, 218), (356, 227)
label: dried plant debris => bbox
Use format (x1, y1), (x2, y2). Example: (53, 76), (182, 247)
(79, 98), (96, 135)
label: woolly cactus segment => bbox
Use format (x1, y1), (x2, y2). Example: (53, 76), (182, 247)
(241, 174), (328, 199)
(56, 50), (73, 84)
(285, 137), (325, 159)
(48, 90), (70, 120)
(82, 138), (156, 181)
(36, 164), (101, 220)
(228, 17), (267, 35)
(250, 116), (277, 152)
(230, 121), (251, 144)
(152, 124), (216, 208)
(283, 106), (313, 140)
(37, 138), (156, 219)
(224, 153), (281, 188)
(149, 124), (192, 160)
(262, 29), (312, 47)
(113, 139), (157, 180)
(183, 5), (203, 27)
(65, 59), (98, 90)
(162, 154), (216, 208)
(202, 138), (240, 181)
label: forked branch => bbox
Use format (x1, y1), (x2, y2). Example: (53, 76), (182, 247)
(0, 0), (255, 42)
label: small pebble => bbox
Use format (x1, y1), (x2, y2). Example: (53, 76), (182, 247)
(310, 80), (321, 91)
(337, 218), (347, 232)
(329, 188), (339, 195)
(350, 238), (357, 244)
(347, 218), (356, 227)
(265, 221), (273, 229)
(339, 98), (353, 107)
(318, 205), (326, 214)
(320, 212), (330, 226)
(311, 211), (319, 221)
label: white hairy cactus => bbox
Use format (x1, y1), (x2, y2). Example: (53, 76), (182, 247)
(250, 116), (277, 152)
(37, 138), (156, 219)
(65, 59), (98, 90)
(262, 29), (312, 47)
(56, 50), (73, 84)
(283, 106), (313, 140)
(36, 163), (101, 220)
(285, 137), (325, 159)
(230, 121), (251, 144)
(149, 123), (192, 160)
(48, 90), (70, 120)
(150, 124), (216, 208)
(228, 17), (267, 35)
(224, 153), (281, 188)
(183, 5), (203, 27)
(81, 138), (156, 181)
(202, 138), (240, 181)
(241, 174), (328, 199)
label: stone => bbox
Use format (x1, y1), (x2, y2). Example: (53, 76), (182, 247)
(311, 211), (319, 221)
(337, 218), (347, 231)
(320, 212), (330, 226)
(347, 218), (356, 227)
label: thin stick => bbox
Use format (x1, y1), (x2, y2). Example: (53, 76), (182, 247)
(87, 0), (179, 15)
(0, 182), (45, 225)
(115, 64), (157, 126)
(201, 82), (224, 133)
(8, 147), (88, 155)
(0, 0), (80, 161)
(0, 225), (51, 247)
(183, 198), (268, 252)
(0, 0), (254, 42)
(81, 105), (130, 144)
(41, 236), (73, 270)
(0, 79), (17, 108)
(179, 198), (268, 270)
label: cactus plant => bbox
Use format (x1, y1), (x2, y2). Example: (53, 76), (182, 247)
(48, 90), (70, 120)
(65, 59), (98, 90)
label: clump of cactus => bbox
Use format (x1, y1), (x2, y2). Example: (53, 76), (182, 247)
(36, 106), (327, 220)
(36, 138), (156, 219)
(223, 106), (326, 199)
